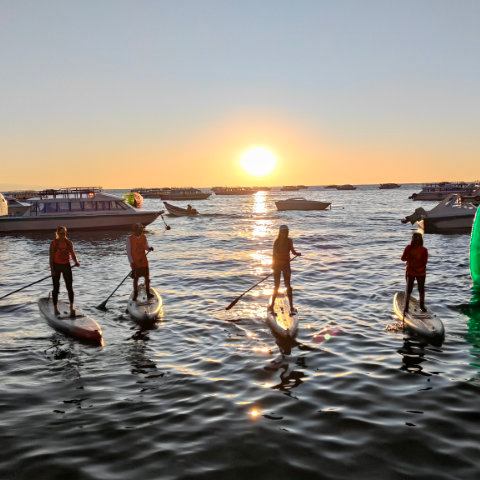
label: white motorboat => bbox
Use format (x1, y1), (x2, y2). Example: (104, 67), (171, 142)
(0, 188), (163, 233)
(402, 194), (477, 233)
(5, 196), (31, 216)
(163, 201), (198, 216)
(275, 198), (331, 211)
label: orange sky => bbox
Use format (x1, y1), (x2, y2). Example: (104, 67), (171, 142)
(2, 112), (479, 190)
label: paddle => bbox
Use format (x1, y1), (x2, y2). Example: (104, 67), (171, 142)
(160, 211), (171, 230)
(0, 274), (51, 301)
(225, 255), (299, 311)
(96, 220), (170, 310)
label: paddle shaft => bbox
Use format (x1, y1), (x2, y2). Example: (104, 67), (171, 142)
(96, 250), (153, 310)
(0, 263), (78, 301)
(225, 255), (299, 310)
(0, 274), (51, 301)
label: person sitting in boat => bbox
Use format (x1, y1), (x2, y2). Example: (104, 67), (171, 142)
(401, 232), (428, 313)
(49, 226), (80, 317)
(127, 223), (154, 301)
(186, 204), (198, 215)
(269, 225), (301, 315)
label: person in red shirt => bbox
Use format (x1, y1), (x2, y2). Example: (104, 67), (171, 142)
(269, 225), (301, 315)
(127, 223), (154, 301)
(401, 232), (428, 313)
(49, 226), (80, 317)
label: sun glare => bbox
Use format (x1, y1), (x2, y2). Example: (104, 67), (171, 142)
(240, 146), (277, 177)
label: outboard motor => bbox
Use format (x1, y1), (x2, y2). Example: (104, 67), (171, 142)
(401, 207), (427, 225)
(0, 193), (8, 217)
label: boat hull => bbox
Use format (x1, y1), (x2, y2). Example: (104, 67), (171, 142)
(275, 200), (331, 211)
(0, 211), (161, 233)
(419, 214), (474, 234)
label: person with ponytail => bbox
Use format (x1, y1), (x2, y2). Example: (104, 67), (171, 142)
(401, 232), (428, 313)
(269, 225), (301, 315)
(49, 226), (80, 317)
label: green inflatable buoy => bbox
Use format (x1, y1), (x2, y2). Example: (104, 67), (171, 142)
(471, 209), (480, 290)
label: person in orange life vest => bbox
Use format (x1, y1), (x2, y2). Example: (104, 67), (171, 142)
(127, 223), (154, 301)
(49, 226), (80, 317)
(269, 225), (301, 315)
(401, 232), (428, 313)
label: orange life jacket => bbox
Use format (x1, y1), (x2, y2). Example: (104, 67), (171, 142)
(51, 239), (73, 264)
(130, 234), (148, 268)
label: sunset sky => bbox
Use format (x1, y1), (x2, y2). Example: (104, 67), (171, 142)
(1, 1), (479, 189)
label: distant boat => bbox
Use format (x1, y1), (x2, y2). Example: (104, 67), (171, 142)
(324, 185), (338, 189)
(281, 185), (308, 191)
(212, 187), (256, 195)
(275, 198), (331, 211)
(132, 188), (210, 200)
(379, 183), (401, 189)
(336, 184), (357, 191)
(0, 188), (162, 233)
(402, 194), (477, 234)
(163, 201), (198, 217)
(409, 182), (479, 201)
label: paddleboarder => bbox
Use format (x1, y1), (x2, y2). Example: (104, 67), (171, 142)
(49, 226), (80, 317)
(127, 223), (154, 301)
(401, 232), (428, 313)
(269, 225), (301, 315)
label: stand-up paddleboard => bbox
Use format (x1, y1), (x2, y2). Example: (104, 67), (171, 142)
(266, 293), (299, 338)
(38, 297), (103, 345)
(471, 209), (480, 290)
(127, 284), (163, 322)
(393, 291), (444, 340)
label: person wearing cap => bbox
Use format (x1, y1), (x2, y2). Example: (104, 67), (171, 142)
(269, 224), (301, 315)
(127, 223), (154, 301)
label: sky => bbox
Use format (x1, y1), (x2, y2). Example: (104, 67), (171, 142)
(1, 0), (479, 188)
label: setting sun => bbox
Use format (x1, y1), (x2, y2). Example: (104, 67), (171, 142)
(240, 146), (277, 177)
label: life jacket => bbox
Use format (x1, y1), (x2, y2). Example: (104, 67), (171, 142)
(51, 238), (73, 264)
(130, 234), (148, 268)
(273, 238), (292, 268)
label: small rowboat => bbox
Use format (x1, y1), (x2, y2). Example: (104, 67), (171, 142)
(275, 198), (331, 211)
(163, 201), (198, 217)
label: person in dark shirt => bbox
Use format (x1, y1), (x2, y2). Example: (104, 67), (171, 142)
(269, 225), (301, 315)
(401, 232), (428, 313)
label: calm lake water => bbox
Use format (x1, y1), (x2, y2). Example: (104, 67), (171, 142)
(1, 186), (479, 480)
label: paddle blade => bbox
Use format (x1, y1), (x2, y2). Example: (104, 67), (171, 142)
(225, 297), (240, 311)
(96, 301), (108, 311)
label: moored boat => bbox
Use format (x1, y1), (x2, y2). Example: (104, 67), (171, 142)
(281, 185), (308, 191)
(379, 183), (401, 189)
(336, 184), (357, 190)
(163, 201), (198, 216)
(409, 182), (479, 201)
(212, 187), (257, 195)
(275, 198), (331, 211)
(132, 188), (210, 200)
(402, 194), (477, 234)
(0, 188), (162, 233)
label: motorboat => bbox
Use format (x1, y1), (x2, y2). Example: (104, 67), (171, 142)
(402, 194), (477, 234)
(336, 184), (357, 190)
(409, 182), (479, 201)
(324, 185), (338, 189)
(379, 183), (401, 189)
(281, 185), (308, 191)
(5, 196), (31, 216)
(132, 188), (210, 200)
(212, 187), (257, 195)
(275, 198), (331, 211)
(0, 187), (163, 233)
(163, 201), (198, 217)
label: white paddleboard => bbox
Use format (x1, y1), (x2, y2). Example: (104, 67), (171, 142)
(38, 296), (103, 345)
(393, 291), (445, 340)
(127, 285), (163, 322)
(266, 293), (299, 338)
